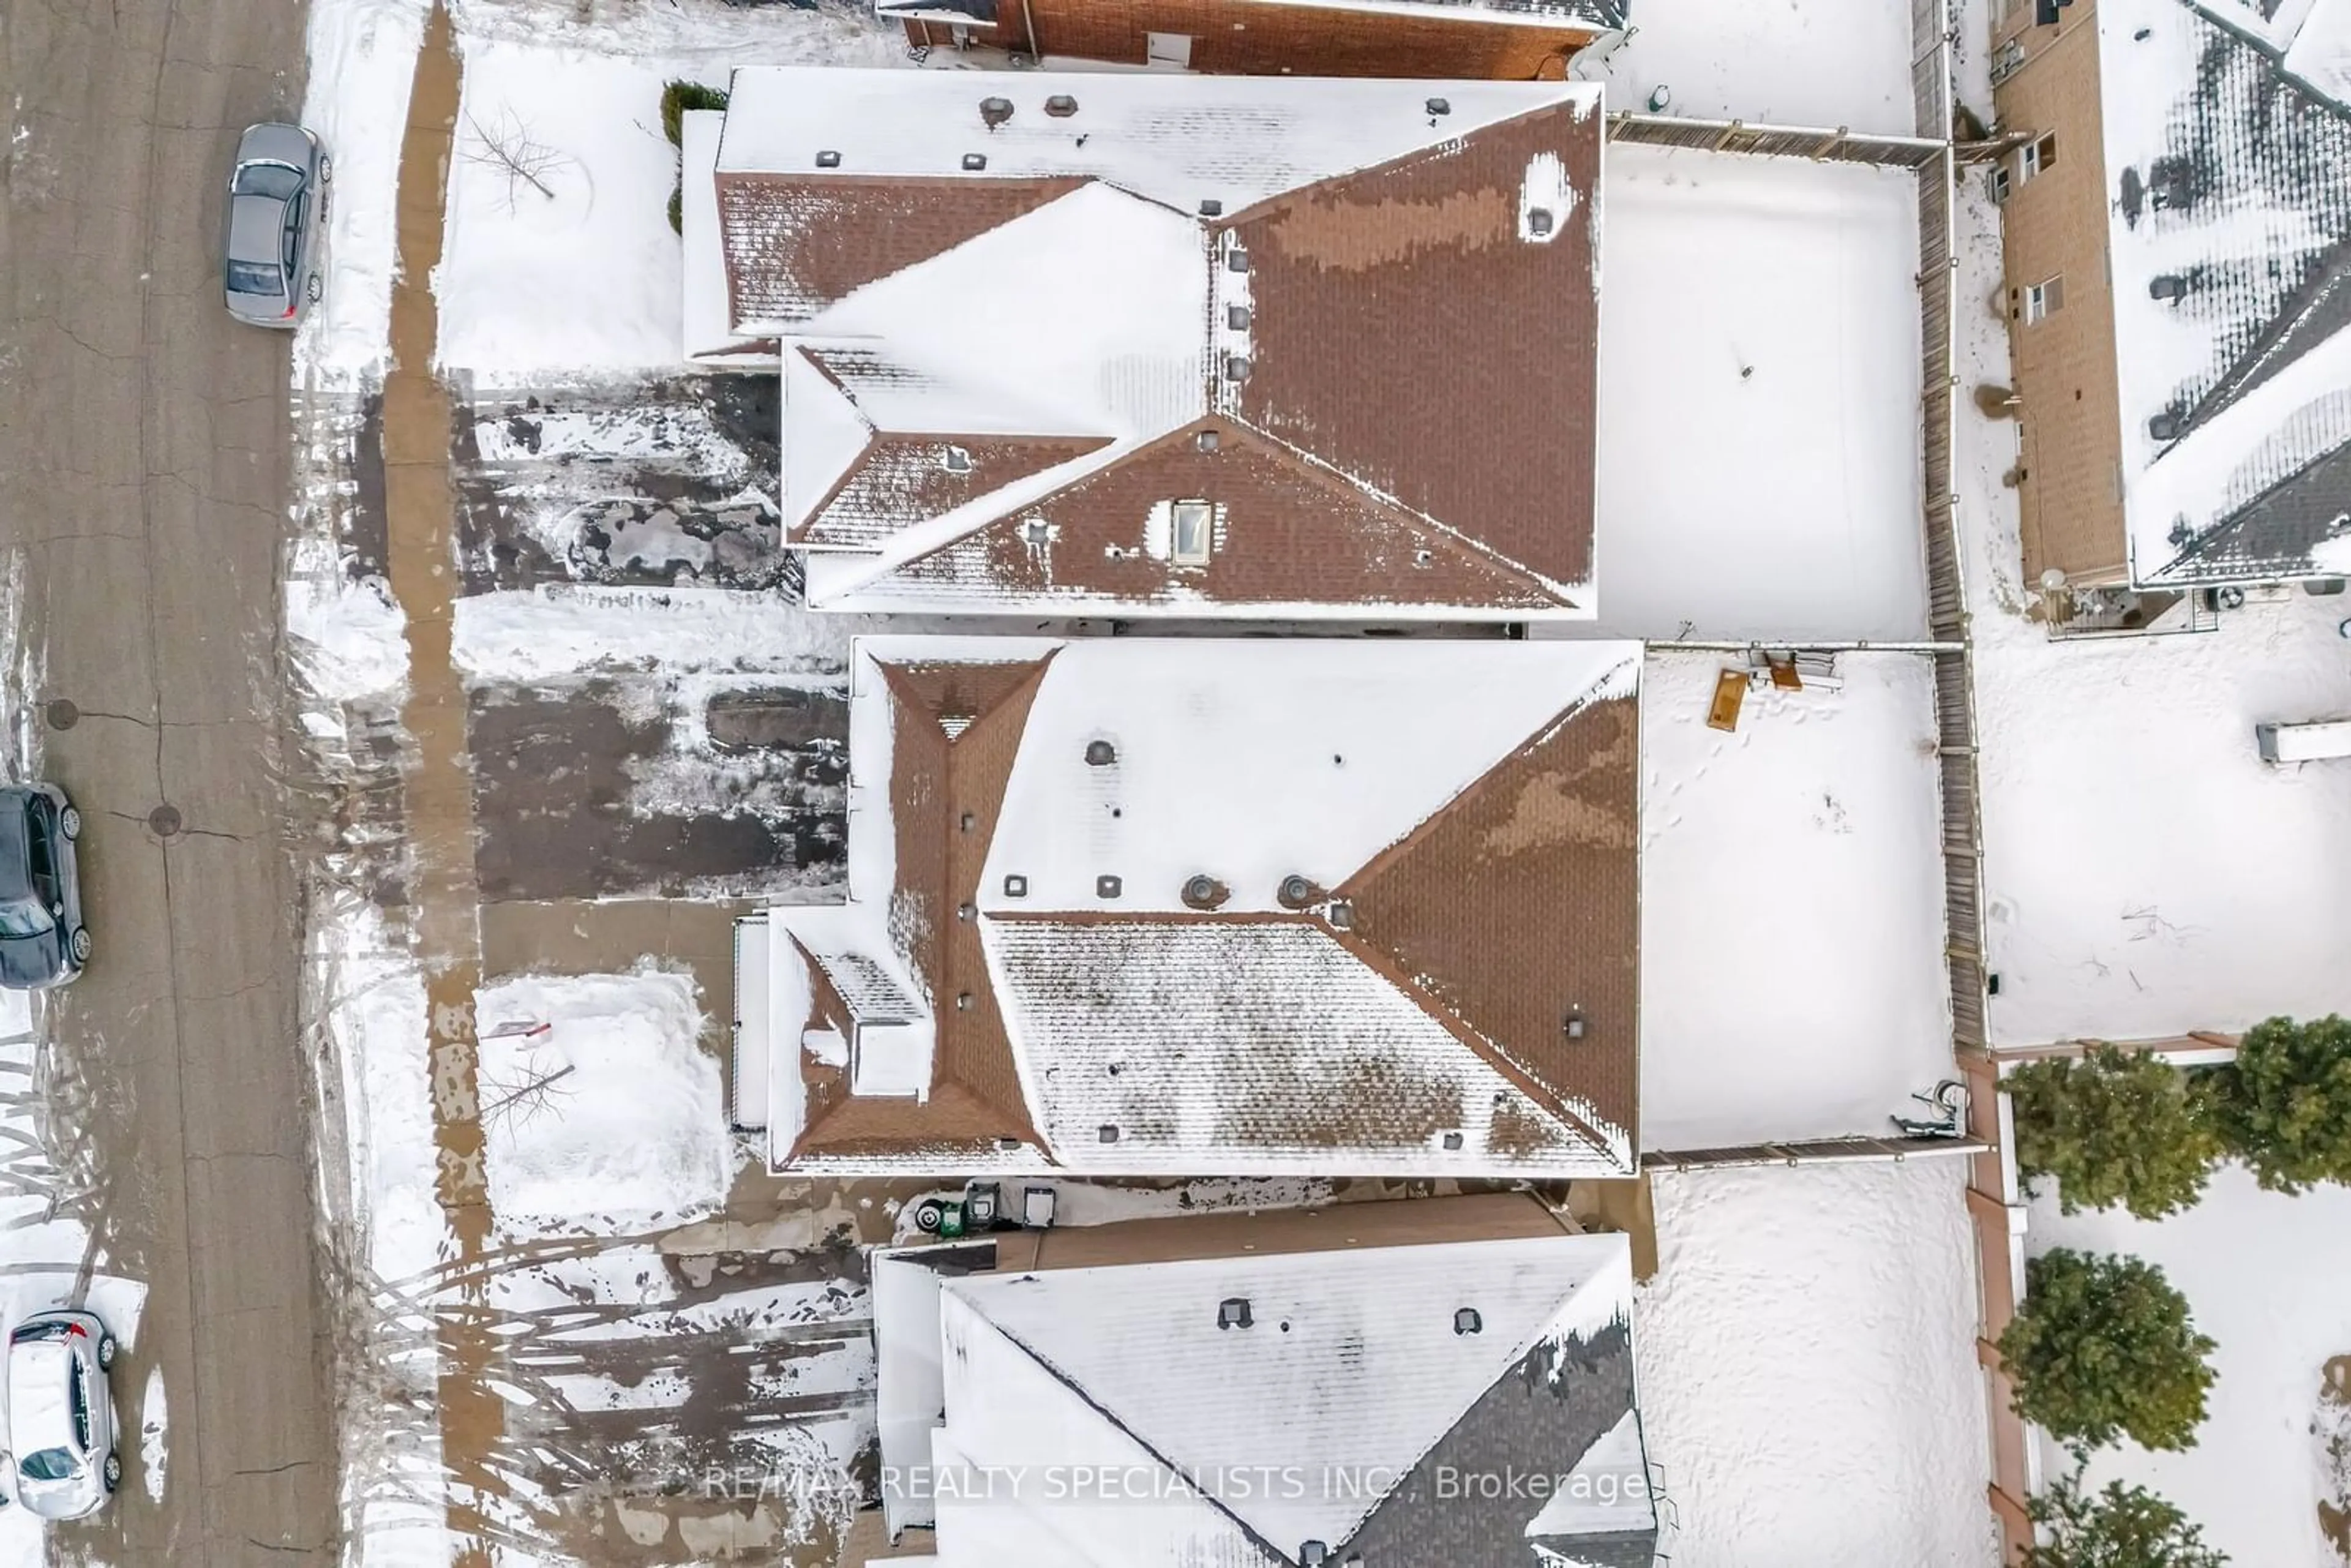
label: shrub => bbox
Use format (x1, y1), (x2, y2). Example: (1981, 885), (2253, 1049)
(667, 182), (683, 236)
(1999, 1249), (2216, 1452)
(2197, 1015), (2351, 1193)
(2023, 1472), (2227, 1568)
(2008, 1044), (2222, 1219)
(661, 80), (730, 148)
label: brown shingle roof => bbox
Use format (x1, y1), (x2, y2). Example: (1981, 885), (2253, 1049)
(801, 433), (1116, 549)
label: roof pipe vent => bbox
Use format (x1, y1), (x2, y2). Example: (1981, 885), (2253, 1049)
(980, 96), (1014, 128)
(1085, 739), (1117, 767)
(1044, 94), (1079, 118)
(1426, 97), (1451, 116)
(1182, 874), (1230, 911)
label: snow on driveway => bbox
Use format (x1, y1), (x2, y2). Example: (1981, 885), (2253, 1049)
(1640, 651), (1952, 1150)
(1594, 148), (1928, 643)
(1638, 1158), (1997, 1567)
(475, 967), (731, 1232)
(2029, 1168), (2351, 1567)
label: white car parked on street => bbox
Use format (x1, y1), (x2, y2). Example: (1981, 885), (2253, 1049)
(5, 1310), (119, 1519)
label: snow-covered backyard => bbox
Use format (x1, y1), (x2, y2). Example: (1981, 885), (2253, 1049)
(1948, 173), (2351, 1045)
(1594, 148), (1929, 643)
(1637, 1158), (1997, 1567)
(1640, 650), (1952, 1150)
(1592, 0), (1919, 135)
(2027, 1169), (2351, 1567)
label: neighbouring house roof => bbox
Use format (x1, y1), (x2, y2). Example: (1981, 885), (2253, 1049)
(2102, 0), (2351, 584)
(759, 636), (1643, 1179)
(700, 69), (1605, 618)
(876, 0), (1627, 29)
(882, 1214), (1652, 1566)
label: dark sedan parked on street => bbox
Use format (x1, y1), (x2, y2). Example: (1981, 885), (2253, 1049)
(0, 785), (88, 989)
(223, 121), (329, 328)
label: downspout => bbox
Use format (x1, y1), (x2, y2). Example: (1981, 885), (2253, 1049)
(1021, 0), (1039, 60)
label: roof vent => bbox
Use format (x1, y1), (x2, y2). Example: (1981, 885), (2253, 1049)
(1278, 874), (1319, 909)
(815, 149), (842, 169)
(2149, 274), (2188, 302)
(1564, 1010), (1586, 1040)
(1226, 304), (1251, 331)
(2149, 413), (2182, 441)
(1199, 197), (1223, 217)
(1226, 247), (1250, 273)
(942, 444), (973, 473)
(1442, 1131), (1464, 1150)
(1454, 1307), (1482, 1336)
(1197, 429), (1220, 452)
(980, 96), (1014, 128)
(956, 992), (973, 1011)
(1218, 1297), (1253, 1330)
(1097, 874), (1123, 899)
(1526, 206), (1555, 238)
(1044, 94), (1079, 118)
(958, 901), (975, 923)
(1003, 874), (1029, 898)
(1223, 354), (1252, 382)
(1182, 874), (1230, 910)
(962, 152), (988, 171)
(1085, 739), (1117, 766)
(1099, 1123), (1122, 1143)
(1328, 898), (1355, 930)
(1021, 517), (1051, 546)
(1300, 1544), (1329, 1567)
(1425, 97), (1451, 116)
(960, 811), (976, 832)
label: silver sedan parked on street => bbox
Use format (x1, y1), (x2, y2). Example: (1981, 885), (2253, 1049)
(4, 1309), (119, 1520)
(223, 121), (329, 328)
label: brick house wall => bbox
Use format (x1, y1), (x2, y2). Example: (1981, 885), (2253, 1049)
(1990, 0), (2129, 585)
(899, 0), (1599, 79)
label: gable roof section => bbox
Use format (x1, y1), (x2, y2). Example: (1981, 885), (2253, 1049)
(759, 637), (1641, 1177)
(2102, 0), (2351, 583)
(712, 69), (1604, 618)
(936, 1231), (1648, 1565)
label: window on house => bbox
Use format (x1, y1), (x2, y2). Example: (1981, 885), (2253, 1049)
(2020, 133), (2057, 181)
(1171, 500), (1213, 566)
(2023, 275), (2065, 323)
(1988, 165), (2012, 203)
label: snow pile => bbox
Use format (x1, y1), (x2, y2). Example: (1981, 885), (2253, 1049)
(2028, 1168), (2351, 1566)
(315, 896), (443, 1286)
(141, 1367), (168, 1504)
(1636, 1160), (1997, 1567)
(1948, 174), (2351, 1043)
(1592, 0), (1917, 135)
(296, 0), (431, 384)
(284, 541), (410, 705)
(1639, 651), (1953, 1149)
(1594, 148), (1927, 643)
(474, 967), (730, 1230)
(451, 584), (851, 683)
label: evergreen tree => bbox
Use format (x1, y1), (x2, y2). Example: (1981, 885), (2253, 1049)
(2023, 1472), (2226, 1568)
(1999, 1250), (2216, 1452)
(2197, 1015), (2351, 1193)
(2009, 1045), (2221, 1219)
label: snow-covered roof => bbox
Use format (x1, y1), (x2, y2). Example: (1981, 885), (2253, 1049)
(700, 68), (1606, 619)
(2102, 0), (2351, 584)
(922, 1229), (1651, 1566)
(759, 636), (1643, 1178)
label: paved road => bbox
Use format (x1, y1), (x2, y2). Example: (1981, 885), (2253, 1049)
(0, 0), (337, 1559)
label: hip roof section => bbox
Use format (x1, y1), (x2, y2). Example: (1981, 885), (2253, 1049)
(710, 69), (1605, 618)
(759, 636), (1642, 1177)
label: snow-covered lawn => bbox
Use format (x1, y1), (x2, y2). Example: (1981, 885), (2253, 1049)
(475, 967), (730, 1232)
(299, 0), (430, 385)
(1949, 178), (2351, 1045)
(1640, 650), (1952, 1150)
(2027, 1168), (2351, 1567)
(1637, 1159), (1997, 1567)
(1594, 148), (1928, 643)
(1593, 0), (1920, 136)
